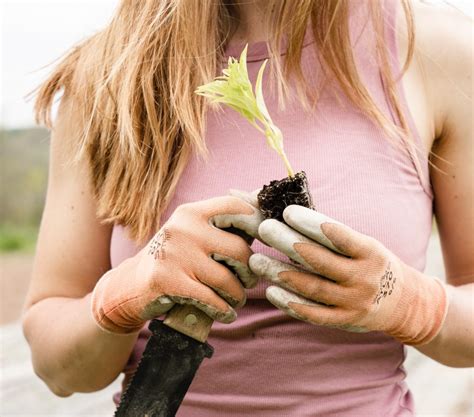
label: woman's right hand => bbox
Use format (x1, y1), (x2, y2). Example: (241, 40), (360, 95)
(91, 195), (263, 334)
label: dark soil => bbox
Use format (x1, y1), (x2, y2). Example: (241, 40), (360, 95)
(257, 171), (314, 221)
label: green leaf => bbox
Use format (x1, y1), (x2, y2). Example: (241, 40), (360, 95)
(195, 43), (294, 177)
(255, 59), (273, 123)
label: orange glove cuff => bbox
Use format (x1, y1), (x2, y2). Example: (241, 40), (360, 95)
(385, 266), (450, 346)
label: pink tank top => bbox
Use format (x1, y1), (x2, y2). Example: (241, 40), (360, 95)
(110, 1), (432, 415)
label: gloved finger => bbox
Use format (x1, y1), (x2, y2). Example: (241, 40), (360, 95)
(283, 205), (378, 258)
(319, 222), (381, 260)
(192, 195), (255, 217)
(193, 195), (263, 240)
(163, 272), (238, 324)
(204, 225), (258, 288)
(250, 253), (346, 307)
(211, 253), (259, 289)
(138, 294), (175, 322)
(258, 219), (353, 282)
(228, 188), (261, 208)
(282, 206), (343, 253)
(187, 196), (263, 237)
(219, 226), (254, 246)
(265, 285), (359, 328)
(211, 205), (264, 241)
(194, 253), (247, 308)
(174, 196), (259, 243)
(222, 189), (263, 239)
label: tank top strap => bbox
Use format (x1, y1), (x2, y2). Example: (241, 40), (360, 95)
(381, 0), (434, 198)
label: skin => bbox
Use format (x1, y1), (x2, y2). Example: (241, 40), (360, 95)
(399, 2), (473, 366)
(21, 97), (137, 396)
(21, 0), (472, 397)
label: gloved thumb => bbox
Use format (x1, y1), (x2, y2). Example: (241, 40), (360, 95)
(228, 188), (261, 209)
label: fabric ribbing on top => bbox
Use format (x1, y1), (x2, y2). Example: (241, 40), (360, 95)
(110, 0), (432, 415)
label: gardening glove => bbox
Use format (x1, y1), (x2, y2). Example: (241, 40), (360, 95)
(91, 196), (264, 334)
(228, 188), (262, 238)
(249, 205), (451, 346)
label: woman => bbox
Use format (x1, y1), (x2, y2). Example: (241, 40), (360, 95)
(23, 0), (472, 416)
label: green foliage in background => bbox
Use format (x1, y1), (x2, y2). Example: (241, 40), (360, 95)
(0, 224), (39, 252)
(0, 128), (49, 252)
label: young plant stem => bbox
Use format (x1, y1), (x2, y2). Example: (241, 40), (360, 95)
(195, 45), (295, 178)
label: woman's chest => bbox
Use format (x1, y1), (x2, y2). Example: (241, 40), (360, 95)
(160, 104), (432, 267)
(112, 94), (433, 272)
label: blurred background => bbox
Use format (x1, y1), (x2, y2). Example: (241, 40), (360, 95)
(1, 0), (473, 416)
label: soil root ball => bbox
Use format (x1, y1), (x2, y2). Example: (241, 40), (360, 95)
(257, 171), (314, 221)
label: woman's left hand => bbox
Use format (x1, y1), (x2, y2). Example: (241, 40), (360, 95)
(250, 205), (451, 346)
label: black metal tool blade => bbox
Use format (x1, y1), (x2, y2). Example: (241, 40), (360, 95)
(115, 319), (213, 417)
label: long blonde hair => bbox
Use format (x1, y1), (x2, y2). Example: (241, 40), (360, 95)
(34, 0), (414, 243)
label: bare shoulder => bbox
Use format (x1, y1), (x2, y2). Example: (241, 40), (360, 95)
(404, 2), (473, 283)
(410, 0), (471, 61)
(410, 0), (472, 139)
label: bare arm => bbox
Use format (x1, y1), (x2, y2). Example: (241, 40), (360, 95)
(409, 2), (474, 366)
(22, 96), (139, 396)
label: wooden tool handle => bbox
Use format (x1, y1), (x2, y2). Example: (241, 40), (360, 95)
(163, 304), (213, 343)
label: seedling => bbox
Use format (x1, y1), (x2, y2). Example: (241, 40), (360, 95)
(196, 44), (314, 220)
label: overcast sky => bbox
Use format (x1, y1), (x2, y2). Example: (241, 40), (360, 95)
(1, 0), (472, 128)
(1, 0), (117, 128)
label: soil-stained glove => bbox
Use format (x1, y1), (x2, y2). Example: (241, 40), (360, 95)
(91, 196), (264, 334)
(249, 205), (451, 346)
(228, 188), (262, 237)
